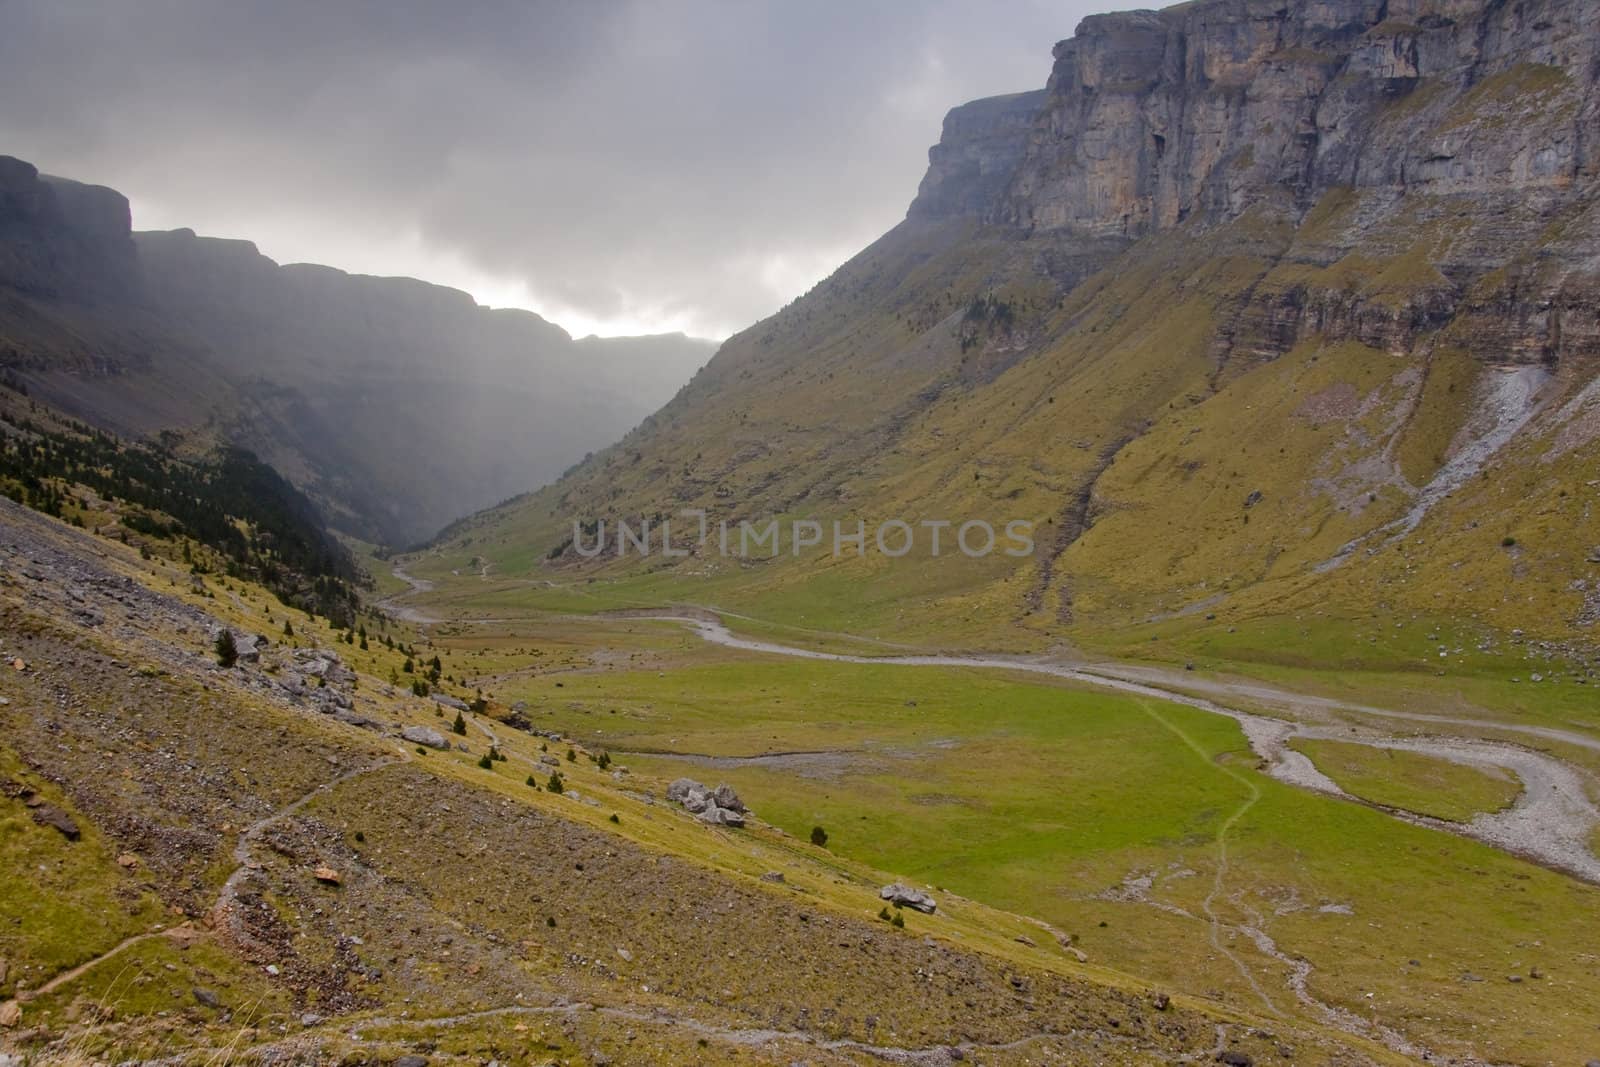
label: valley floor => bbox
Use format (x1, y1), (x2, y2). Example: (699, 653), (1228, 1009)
(375, 557), (1600, 1066)
(0, 500), (1402, 1066)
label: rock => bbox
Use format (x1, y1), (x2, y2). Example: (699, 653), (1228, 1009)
(394, 1057), (429, 1067)
(1153, 992), (1170, 1011)
(615, 947), (633, 962)
(401, 725), (449, 750)
(879, 883), (937, 914)
(193, 987), (221, 1008)
(9, 658), (24, 671)
(694, 800), (745, 826)
(1014, 934), (1037, 947)
(30, 804), (80, 840)
(0, 999), (20, 1028)
(666, 777), (703, 804)
(760, 871), (785, 884)
(432, 693), (469, 711)
(711, 783), (746, 813)
(117, 852), (139, 869)
(313, 866), (342, 885)
(300, 1012), (325, 1027)
(1216, 1053), (1252, 1067)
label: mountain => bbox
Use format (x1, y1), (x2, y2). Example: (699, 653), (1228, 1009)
(0, 156), (716, 545)
(435, 0), (1600, 648)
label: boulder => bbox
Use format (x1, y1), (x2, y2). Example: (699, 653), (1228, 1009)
(711, 784), (746, 813)
(401, 725), (450, 750)
(30, 804), (80, 840)
(879, 883), (937, 914)
(432, 693), (470, 711)
(666, 777), (702, 803)
(697, 804), (745, 828)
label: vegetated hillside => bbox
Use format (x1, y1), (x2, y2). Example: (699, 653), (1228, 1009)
(0, 497), (1391, 1066)
(0, 384), (360, 623)
(0, 155), (716, 546)
(436, 0), (1600, 648)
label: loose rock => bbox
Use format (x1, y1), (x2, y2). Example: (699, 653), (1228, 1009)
(879, 883), (937, 914)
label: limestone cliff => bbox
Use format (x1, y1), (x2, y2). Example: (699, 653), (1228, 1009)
(908, 0), (1600, 367)
(459, 0), (1600, 645)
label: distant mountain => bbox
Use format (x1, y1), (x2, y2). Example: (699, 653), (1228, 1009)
(0, 155), (715, 544)
(437, 0), (1600, 646)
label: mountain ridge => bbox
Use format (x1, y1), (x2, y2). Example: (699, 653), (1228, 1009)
(426, 0), (1600, 650)
(0, 155), (716, 545)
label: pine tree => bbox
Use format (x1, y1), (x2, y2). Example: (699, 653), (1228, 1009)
(214, 629), (238, 668)
(453, 711), (467, 736)
(547, 772), (564, 794)
(282, 619), (294, 638)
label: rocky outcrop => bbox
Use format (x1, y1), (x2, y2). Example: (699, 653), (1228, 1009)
(996, 0), (1599, 238)
(908, 90), (1046, 220)
(0, 159), (136, 303)
(880, 883), (937, 914)
(666, 777), (747, 827)
(901, 0), (1600, 370)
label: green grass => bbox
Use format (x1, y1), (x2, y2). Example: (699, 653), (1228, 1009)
(0, 746), (169, 999)
(1289, 738), (1521, 822)
(493, 639), (1600, 1064)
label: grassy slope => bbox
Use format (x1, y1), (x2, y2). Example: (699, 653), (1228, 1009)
(3, 505), (1385, 1066)
(1288, 738), (1522, 822)
(458, 619), (1600, 1065)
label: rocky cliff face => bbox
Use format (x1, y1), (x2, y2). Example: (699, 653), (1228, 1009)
(0, 158), (135, 303)
(457, 0), (1600, 646)
(907, 0), (1600, 368)
(0, 157), (715, 543)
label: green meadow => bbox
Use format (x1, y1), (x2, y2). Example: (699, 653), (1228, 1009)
(474, 628), (1600, 1065)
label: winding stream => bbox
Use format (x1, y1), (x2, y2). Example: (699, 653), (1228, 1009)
(646, 615), (1600, 883)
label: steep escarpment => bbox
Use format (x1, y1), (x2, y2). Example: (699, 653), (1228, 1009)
(433, 0), (1600, 648)
(0, 156), (715, 544)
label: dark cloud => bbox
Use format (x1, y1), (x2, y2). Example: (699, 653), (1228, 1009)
(0, 0), (1112, 338)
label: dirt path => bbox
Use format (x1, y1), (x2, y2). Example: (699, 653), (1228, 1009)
(186, 993), (1220, 1067)
(0, 756), (402, 1022)
(213, 757), (400, 944)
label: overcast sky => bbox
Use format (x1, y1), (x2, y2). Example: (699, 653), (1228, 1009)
(0, 1), (1113, 339)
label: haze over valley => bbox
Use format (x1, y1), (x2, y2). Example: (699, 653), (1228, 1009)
(4, 3), (1600, 1066)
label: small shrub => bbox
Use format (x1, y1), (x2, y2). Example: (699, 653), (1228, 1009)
(547, 772), (564, 794)
(891, 911), (905, 928)
(526, 774), (537, 787)
(1502, 536), (1518, 547)
(214, 629), (238, 668)
(597, 752), (611, 770)
(478, 754), (493, 770)
(608, 813), (620, 824)
(566, 748), (577, 762)
(810, 825), (829, 848)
